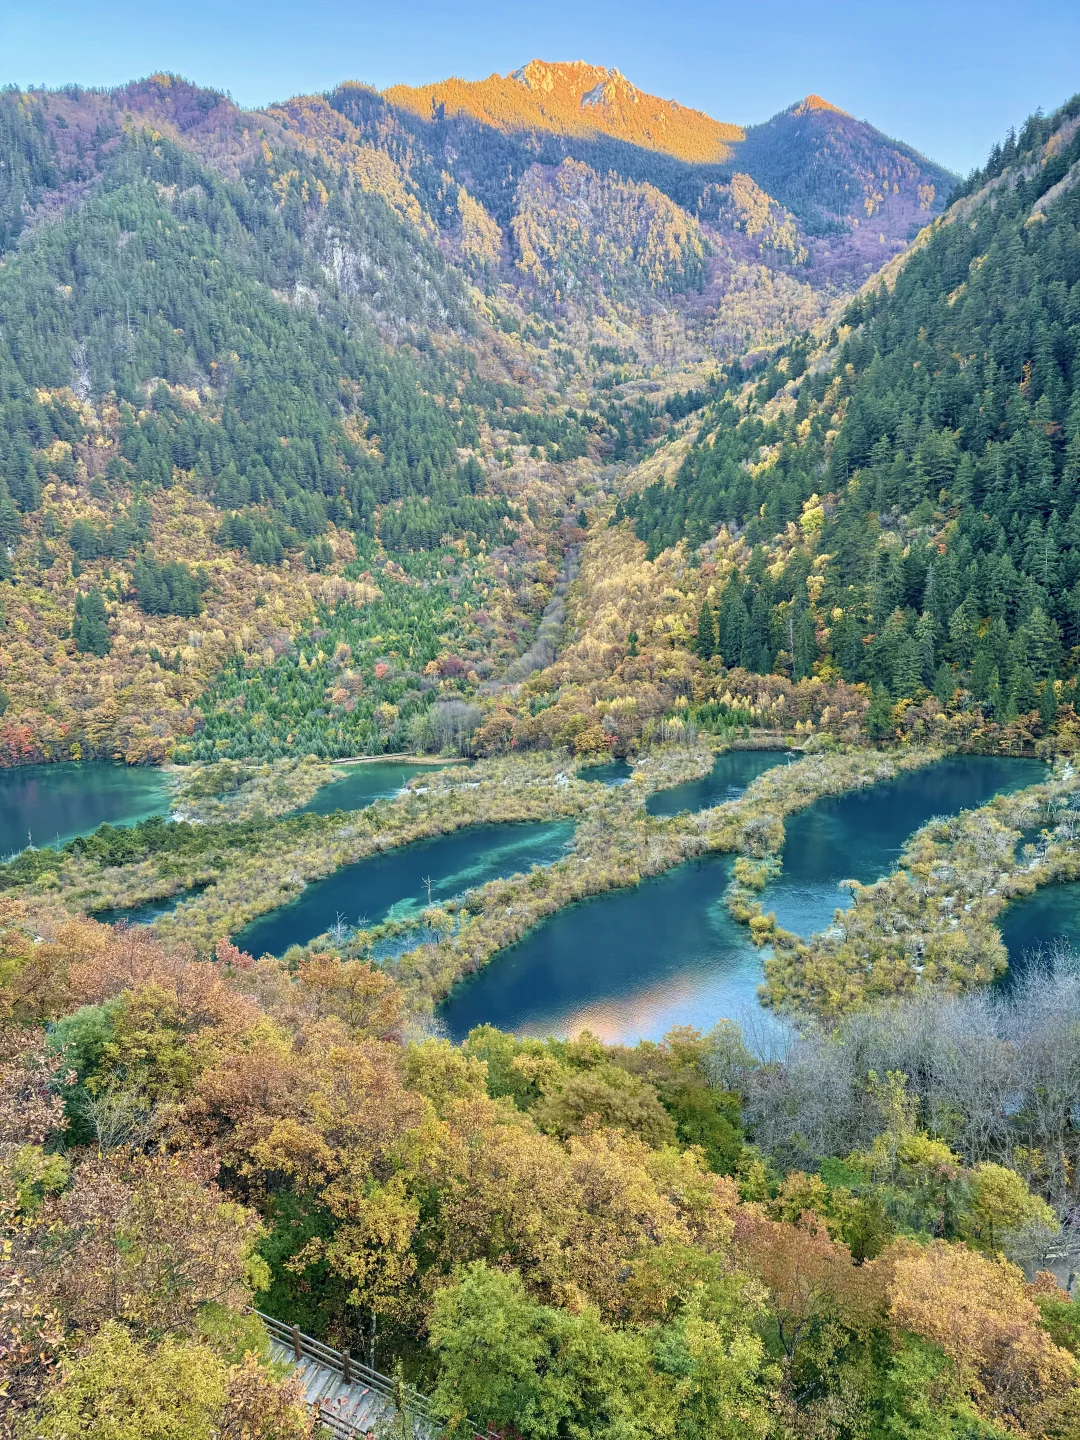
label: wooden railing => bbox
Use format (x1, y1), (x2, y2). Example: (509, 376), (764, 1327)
(255, 1310), (497, 1440)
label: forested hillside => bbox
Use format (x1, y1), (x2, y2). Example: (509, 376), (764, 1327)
(381, 61), (953, 283)
(0, 64), (953, 766)
(624, 93), (1080, 751)
(0, 97), (538, 764)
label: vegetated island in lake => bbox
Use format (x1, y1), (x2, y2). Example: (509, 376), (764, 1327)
(438, 753), (1047, 1043)
(7, 741), (1080, 1040)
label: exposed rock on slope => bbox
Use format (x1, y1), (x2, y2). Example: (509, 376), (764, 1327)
(385, 59), (743, 163)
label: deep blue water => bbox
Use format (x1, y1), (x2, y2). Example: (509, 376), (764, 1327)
(3, 752), (1052, 1046)
(0, 762), (171, 858)
(439, 755), (1047, 1044)
(235, 821), (575, 957)
(998, 881), (1080, 976)
(645, 750), (791, 817)
(439, 853), (776, 1046)
(763, 755), (1046, 937)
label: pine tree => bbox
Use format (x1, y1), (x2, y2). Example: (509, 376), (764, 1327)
(866, 688), (896, 741)
(892, 636), (923, 698)
(695, 600), (716, 659)
(792, 610), (817, 681)
(0, 480), (21, 547)
(73, 589), (111, 657)
(948, 598), (979, 669)
(933, 662), (956, 708)
(914, 612), (938, 686)
(986, 667), (1003, 720)
(718, 583), (748, 667)
(1039, 674), (1058, 730)
(829, 611), (865, 681)
(1010, 665), (1039, 716)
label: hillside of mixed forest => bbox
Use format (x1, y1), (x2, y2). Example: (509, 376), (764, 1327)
(617, 92), (1080, 756)
(0, 64), (952, 766)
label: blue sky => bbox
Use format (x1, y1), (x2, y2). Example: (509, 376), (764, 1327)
(3, 0), (1078, 175)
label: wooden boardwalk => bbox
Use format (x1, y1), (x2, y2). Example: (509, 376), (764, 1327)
(259, 1311), (495, 1439)
(260, 1311), (435, 1437)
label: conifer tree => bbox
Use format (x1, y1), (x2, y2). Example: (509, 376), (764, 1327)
(73, 589), (111, 657)
(1011, 665), (1039, 716)
(793, 610), (817, 681)
(866, 688), (896, 741)
(933, 662), (956, 708)
(1040, 674), (1059, 729)
(695, 600), (716, 659)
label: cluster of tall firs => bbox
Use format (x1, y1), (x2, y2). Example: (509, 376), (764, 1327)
(625, 95), (1080, 729)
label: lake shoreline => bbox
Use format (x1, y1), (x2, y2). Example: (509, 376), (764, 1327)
(382, 746), (946, 1022)
(332, 753), (471, 767)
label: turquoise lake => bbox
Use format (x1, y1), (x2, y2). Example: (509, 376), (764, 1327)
(0, 762), (171, 858)
(439, 852), (772, 1045)
(290, 761), (455, 817)
(440, 754), (1047, 1044)
(645, 750), (791, 817)
(235, 820), (575, 957)
(579, 759), (633, 786)
(998, 881), (1080, 975)
(763, 754), (1046, 937)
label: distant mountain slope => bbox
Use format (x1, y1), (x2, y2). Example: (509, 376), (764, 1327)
(378, 62), (954, 285)
(732, 95), (956, 277)
(623, 91), (1080, 737)
(384, 59), (743, 164)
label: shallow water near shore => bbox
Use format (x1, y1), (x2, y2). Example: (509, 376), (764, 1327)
(235, 820), (575, 957)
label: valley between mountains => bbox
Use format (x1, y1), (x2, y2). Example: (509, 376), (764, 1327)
(4, 56), (1080, 1440)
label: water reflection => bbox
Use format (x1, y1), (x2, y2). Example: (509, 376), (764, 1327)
(441, 854), (783, 1045)
(579, 760), (633, 787)
(998, 880), (1080, 979)
(0, 763), (171, 858)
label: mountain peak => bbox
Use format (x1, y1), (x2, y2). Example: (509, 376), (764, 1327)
(790, 94), (850, 118)
(509, 60), (642, 111)
(383, 60), (742, 163)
